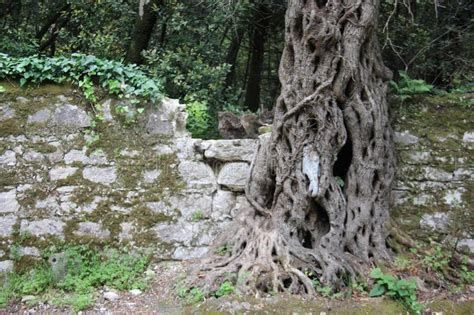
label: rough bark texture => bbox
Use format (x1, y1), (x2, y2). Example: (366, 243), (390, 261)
(125, 0), (162, 65)
(196, 0), (395, 295)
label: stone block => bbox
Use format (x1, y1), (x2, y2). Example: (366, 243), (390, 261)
(74, 222), (110, 239)
(0, 189), (20, 213)
(49, 166), (78, 181)
(217, 162), (250, 192)
(83, 166), (117, 184)
(53, 104), (91, 129)
(394, 131), (419, 145)
(200, 139), (257, 162)
(0, 150), (16, 166)
(20, 219), (65, 239)
(420, 212), (450, 232)
(0, 215), (17, 237)
(146, 98), (187, 137)
(27, 108), (51, 124)
(178, 161), (217, 194)
(211, 190), (235, 221)
(0, 260), (13, 273)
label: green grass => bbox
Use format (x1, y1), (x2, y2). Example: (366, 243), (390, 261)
(0, 245), (150, 311)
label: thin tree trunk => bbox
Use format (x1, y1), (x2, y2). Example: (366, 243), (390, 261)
(38, 10), (71, 55)
(244, 1), (271, 112)
(36, 3), (71, 42)
(195, 0), (395, 295)
(125, 0), (163, 65)
(224, 26), (246, 88)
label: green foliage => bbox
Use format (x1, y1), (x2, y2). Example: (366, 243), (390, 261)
(394, 256), (412, 270)
(215, 244), (231, 256)
(177, 286), (205, 304)
(0, 85), (5, 93)
(214, 281), (235, 298)
(311, 278), (342, 299)
(0, 53), (163, 102)
(0, 245), (150, 311)
(369, 268), (423, 314)
(0, 28), (39, 56)
(421, 244), (450, 276)
(380, 0), (473, 86)
(52, 293), (94, 312)
(191, 210), (204, 222)
(390, 71), (434, 100)
(185, 98), (211, 138)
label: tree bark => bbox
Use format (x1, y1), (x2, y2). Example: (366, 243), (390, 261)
(196, 0), (395, 295)
(224, 25), (246, 88)
(125, 0), (163, 65)
(36, 3), (71, 42)
(244, 1), (271, 112)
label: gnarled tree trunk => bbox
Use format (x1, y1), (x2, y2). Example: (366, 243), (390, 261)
(197, 0), (395, 295)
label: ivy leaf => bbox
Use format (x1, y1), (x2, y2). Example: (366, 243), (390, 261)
(369, 268), (384, 279)
(369, 283), (386, 297)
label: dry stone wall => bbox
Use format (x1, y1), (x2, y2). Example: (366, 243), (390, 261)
(0, 87), (473, 273)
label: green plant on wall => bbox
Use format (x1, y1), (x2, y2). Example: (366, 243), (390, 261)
(369, 268), (423, 314)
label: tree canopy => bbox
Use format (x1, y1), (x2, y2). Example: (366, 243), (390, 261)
(1, 0), (472, 137)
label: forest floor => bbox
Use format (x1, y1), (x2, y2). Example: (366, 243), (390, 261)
(2, 261), (473, 314)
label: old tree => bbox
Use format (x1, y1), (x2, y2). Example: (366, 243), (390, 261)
(197, 0), (396, 294)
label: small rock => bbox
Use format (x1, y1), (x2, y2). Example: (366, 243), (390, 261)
(443, 190), (463, 206)
(19, 247), (41, 257)
(83, 167), (117, 184)
(129, 289), (142, 296)
(145, 269), (155, 278)
(49, 166), (78, 181)
(462, 131), (474, 143)
(74, 222), (110, 239)
(0, 215), (17, 237)
(27, 108), (51, 124)
(457, 239), (474, 254)
(23, 150), (45, 163)
(64, 149), (89, 164)
(420, 212), (450, 232)
(20, 219), (65, 239)
(143, 170), (161, 183)
(0, 260), (14, 273)
(103, 291), (119, 301)
(394, 131), (419, 145)
(0, 189), (20, 213)
(0, 150), (16, 165)
(21, 295), (36, 303)
(0, 105), (15, 121)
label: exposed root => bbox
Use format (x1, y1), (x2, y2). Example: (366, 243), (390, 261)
(190, 208), (372, 296)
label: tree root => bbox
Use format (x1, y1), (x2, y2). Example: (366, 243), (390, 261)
(190, 208), (367, 296)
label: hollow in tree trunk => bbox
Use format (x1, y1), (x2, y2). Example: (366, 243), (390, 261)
(196, 0), (395, 295)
